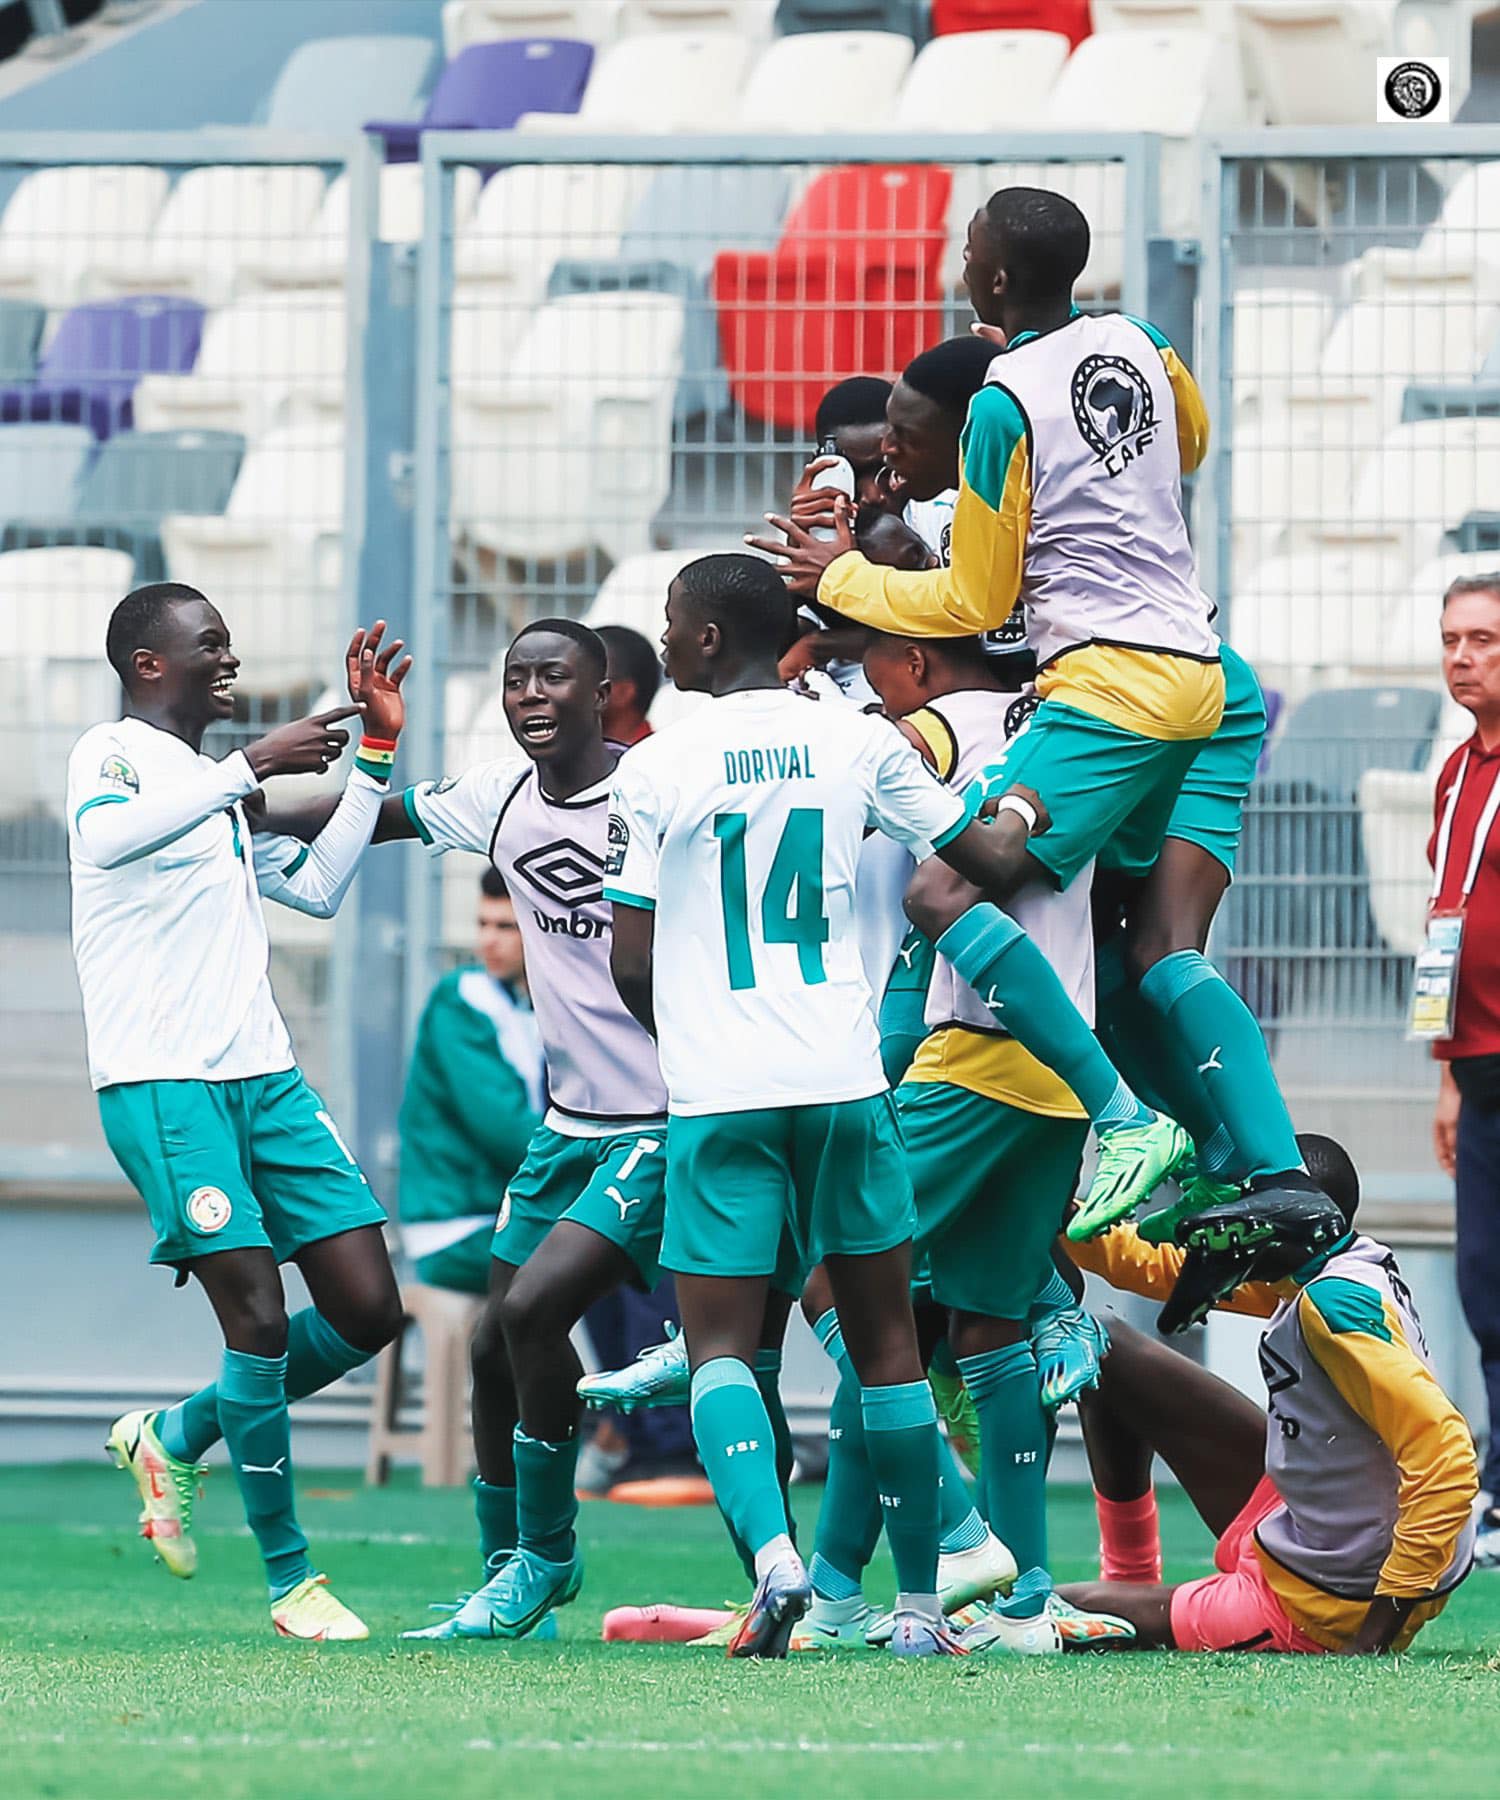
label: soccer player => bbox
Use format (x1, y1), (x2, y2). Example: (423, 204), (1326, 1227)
(1061, 1137), (1478, 1655)
(752, 188), (1321, 1242)
(605, 553), (1088, 1657)
(597, 624), (660, 747)
(79, 584), (409, 1640)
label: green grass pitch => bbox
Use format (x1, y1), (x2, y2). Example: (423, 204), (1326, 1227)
(4, 1464), (1500, 1800)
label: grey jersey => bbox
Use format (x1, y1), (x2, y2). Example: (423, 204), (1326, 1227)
(407, 757), (667, 1134)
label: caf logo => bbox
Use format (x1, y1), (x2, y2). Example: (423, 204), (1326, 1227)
(1384, 61), (1441, 120)
(186, 1186), (232, 1233)
(1071, 355), (1156, 474)
(1005, 693), (1041, 738)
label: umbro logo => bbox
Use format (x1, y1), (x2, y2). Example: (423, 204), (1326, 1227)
(513, 838), (605, 911)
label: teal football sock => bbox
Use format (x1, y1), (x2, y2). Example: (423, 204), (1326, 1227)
(937, 905), (1150, 1129)
(513, 1427), (580, 1564)
(878, 927), (937, 1084)
(811, 1360), (882, 1596)
(862, 1381), (941, 1597)
(474, 1478), (518, 1572)
(159, 1309), (373, 1464)
(216, 1348), (310, 1598)
(958, 1342), (1049, 1576)
(1138, 950), (1303, 1181)
(753, 1347), (796, 1541)
(691, 1358), (790, 1563)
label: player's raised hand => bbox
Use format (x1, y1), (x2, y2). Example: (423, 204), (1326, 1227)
(789, 456), (855, 538)
(346, 620), (412, 742)
(243, 706), (363, 781)
(745, 503), (854, 597)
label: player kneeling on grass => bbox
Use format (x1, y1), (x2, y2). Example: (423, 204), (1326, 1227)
(75, 585), (411, 1640)
(1060, 1134), (1478, 1654)
(605, 554), (1108, 1657)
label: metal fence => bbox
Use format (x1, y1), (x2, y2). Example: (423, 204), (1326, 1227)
(7, 126), (1500, 1209)
(1199, 126), (1500, 1186)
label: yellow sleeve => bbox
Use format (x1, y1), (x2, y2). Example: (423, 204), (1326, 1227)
(901, 706), (958, 781)
(1124, 314), (1210, 475)
(1299, 1280), (1479, 1597)
(1064, 1223), (1282, 1317)
(816, 384), (1030, 637)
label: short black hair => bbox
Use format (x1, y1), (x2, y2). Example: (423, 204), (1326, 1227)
(982, 187), (1090, 304)
(480, 867), (510, 901)
(675, 553), (797, 659)
(596, 623), (661, 712)
(865, 627), (994, 678)
(902, 336), (999, 419)
(814, 376), (892, 442)
(1296, 1132), (1360, 1226)
(509, 616), (607, 684)
(105, 581), (210, 685)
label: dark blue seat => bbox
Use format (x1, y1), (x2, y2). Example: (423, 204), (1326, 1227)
(0, 296), (204, 441)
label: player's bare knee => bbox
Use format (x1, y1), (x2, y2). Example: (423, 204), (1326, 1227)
(226, 1298), (289, 1360)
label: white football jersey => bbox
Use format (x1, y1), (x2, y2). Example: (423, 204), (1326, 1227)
(406, 756), (667, 1135)
(920, 688), (1095, 1034)
(605, 687), (969, 1115)
(903, 489), (955, 563)
(68, 719), (294, 1089)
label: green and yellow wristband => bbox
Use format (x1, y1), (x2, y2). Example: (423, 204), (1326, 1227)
(354, 734), (397, 782)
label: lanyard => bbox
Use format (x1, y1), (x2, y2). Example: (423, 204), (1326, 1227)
(1431, 748), (1500, 906)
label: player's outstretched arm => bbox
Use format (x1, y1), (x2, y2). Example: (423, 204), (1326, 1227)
(255, 624), (413, 917)
(609, 902), (656, 1038)
(902, 784), (1049, 935)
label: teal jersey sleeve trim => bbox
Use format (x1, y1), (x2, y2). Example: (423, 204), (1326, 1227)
(74, 793), (130, 825)
(281, 845), (309, 878)
(959, 384), (1028, 513)
(402, 784), (434, 846)
(1302, 1276), (1392, 1343)
(1122, 312), (1173, 354)
(604, 886), (656, 911)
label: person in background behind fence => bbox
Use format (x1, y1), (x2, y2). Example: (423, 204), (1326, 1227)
(597, 625), (661, 748)
(1427, 574), (1500, 1567)
(397, 868), (544, 1296)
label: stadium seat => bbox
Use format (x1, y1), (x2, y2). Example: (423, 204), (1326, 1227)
(1230, 286), (1333, 421)
(0, 299), (45, 382)
(454, 162), (653, 307)
(132, 293), (347, 442)
(365, 1282), (482, 1488)
(552, 163), (789, 417)
(1314, 288), (1500, 438)
(1312, 417), (1500, 575)
(0, 296), (204, 442)
(0, 424), (95, 534)
(1264, 684), (1442, 798)
(1, 428), (245, 582)
(443, 0), (621, 54)
(1358, 765), (1430, 957)
(1229, 548), (1396, 695)
(369, 39), (593, 159)
(713, 163), (951, 430)
(738, 29), (916, 130)
(893, 29), (1070, 129)
(0, 165), (169, 309)
(774, 0), (926, 37)
(1092, 0), (1234, 27)
(930, 0), (1091, 46)
(1234, 0), (1388, 128)
(518, 30), (753, 131)
(619, 0), (776, 33)
(262, 35), (437, 133)
(159, 425), (345, 694)
(0, 545), (134, 821)
(450, 291), (685, 564)
(1358, 551), (1500, 683)
(87, 165), (328, 307)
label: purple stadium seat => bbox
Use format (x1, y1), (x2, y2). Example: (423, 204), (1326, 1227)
(0, 295), (204, 441)
(368, 39), (594, 161)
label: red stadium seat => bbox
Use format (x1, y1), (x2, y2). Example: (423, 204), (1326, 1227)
(712, 163), (951, 432)
(930, 0), (1091, 47)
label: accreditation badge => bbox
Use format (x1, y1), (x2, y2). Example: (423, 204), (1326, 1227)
(1408, 910), (1464, 1040)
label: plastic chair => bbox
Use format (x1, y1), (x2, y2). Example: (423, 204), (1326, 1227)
(740, 28), (915, 127)
(0, 299), (46, 381)
(620, 0), (776, 33)
(263, 35), (437, 133)
(444, 0), (621, 54)
(893, 28), (1069, 128)
(931, 0), (1092, 45)
(0, 165), (169, 309)
(0, 424), (94, 531)
(0, 296), (204, 442)
(365, 1282), (483, 1488)
(1235, 0), (1388, 127)
(369, 39), (594, 158)
(522, 29), (752, 130)
(455, 161), (653, 306)
(775, 0), (926, 36)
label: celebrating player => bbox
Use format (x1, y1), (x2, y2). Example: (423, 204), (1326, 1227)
(78, 584), (409, 1640)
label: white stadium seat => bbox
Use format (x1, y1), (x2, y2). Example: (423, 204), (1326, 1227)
(739, 31), (915, 132)
(893, 31), (1069, 131)
(443, 0), (622, 55)
(160, 425), (345, 694)
(1229, 547), (1395, 696)
(451, 291), (684, 564)
(1358, 766), (1432, 957)
(0, 545), (133, 819)
(454, 162), (651, 307)
(1234, 1), (1393, 128)
(1230, 286), (1333, 416)
(1361, 553), (1500, 682)
(1312, 289), (1500, 433)
(618, 0), (776, 35)
(518, 30), (754, 131)
(86, 165), (328, 307)
(132, 292), (347, 441)
(1316, 418), (1500, 575)
(0, 165), (168, 309)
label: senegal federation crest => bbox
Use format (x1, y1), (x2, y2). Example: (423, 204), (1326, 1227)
(186, 1185), (232, 1234)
